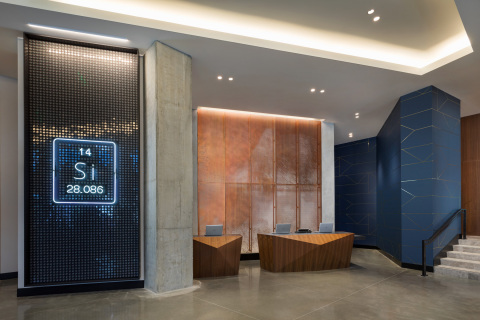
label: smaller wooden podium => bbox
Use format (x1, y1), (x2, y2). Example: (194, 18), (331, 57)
(193, 235), (242, 278)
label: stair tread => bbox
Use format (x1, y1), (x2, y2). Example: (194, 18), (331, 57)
(449, 251), (480, 256)
(454, 244), (480, 248)
(441, 257), (480, 264)
(436, 265), (480, 274)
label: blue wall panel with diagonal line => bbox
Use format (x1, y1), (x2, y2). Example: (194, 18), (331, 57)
(335, 138), (377, 246)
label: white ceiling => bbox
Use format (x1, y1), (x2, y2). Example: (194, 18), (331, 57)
(0, 0), (479, 144)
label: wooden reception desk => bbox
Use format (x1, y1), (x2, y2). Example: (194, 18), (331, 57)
(193, 235), (242, 278)
(257, 232), (354, 272)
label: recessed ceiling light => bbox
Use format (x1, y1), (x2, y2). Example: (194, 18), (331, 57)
(368, 9), (375, 15)
(373, 16), (380, 22)
(27, 23), (129, 42)
(228, 77), (233, 81)
(310, 88), (316, 93)
(217, 75), (223, 80)
(349, 133), (353, 138)
(320, 89), (325, 93)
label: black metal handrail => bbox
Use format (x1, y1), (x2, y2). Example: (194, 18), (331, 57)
(421, 209), (466, 276)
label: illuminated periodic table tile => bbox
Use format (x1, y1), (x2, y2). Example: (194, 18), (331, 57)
(53, 138), (117, 204)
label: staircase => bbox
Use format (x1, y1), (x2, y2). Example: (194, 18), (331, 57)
(435, 238), (480, 280)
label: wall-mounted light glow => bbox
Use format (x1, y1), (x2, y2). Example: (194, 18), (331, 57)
(373, 16), (380, 22)
(349, 133), (353, 138)
(217, 75), (223, 80)
(27, 23), (129, 42)
(198, 107), (324, 121)
(228, 77), (233, 81)
(368, 9), (375, 15)
(310, 88), (316, 93)
(320, 89), (325, 93)
(355, 115), (359, 119)
(48, 49), (132, 63)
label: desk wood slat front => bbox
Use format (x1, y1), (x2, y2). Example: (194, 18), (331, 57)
(257, 233), (354, 272)
(193, 235), (242, 278)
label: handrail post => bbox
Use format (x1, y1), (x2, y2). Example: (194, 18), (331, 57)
(463, 209), (467, 240)
(421, 240), (427, 277)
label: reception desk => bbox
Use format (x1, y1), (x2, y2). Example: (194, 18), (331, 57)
(193, 235), (242, 278)
(257, 232), (354, 272)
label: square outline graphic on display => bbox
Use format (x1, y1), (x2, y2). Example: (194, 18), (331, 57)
(53, 138), (117, 205)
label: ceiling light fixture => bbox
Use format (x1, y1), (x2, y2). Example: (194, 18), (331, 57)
(320, 89), (325, 93)
(368, 9), (375, 15)
(217, 75), (223, 80)
(228, 77), (233, 81)
(27, 23), (129, 42)
(198, 107), (324, 121)
(373, 16), (380, 22)
(310, 88), (316, 93)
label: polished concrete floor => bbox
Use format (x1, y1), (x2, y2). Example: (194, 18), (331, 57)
(2, 249), (480, 320)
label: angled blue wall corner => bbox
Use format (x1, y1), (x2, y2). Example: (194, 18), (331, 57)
(375, 86), (461, 267)
(335, 138), (377, 246)
(377, 100), (402, 261)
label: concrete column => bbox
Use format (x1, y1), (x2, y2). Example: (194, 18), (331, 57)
(321, 122), (335, 229)
(144, 41), (193, 293)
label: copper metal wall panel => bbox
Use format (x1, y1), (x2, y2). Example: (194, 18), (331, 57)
(300, 185), (318, 230)
(225, 184), (251, 252)
(298, 120), (318, 185)
(197, 110), (322, 252)
(250, 115), (274, 184)
(197, 109), (225, 183)
(225, 113), (250, 183)
(198, 182), (225, 235)
(251, 184), (274, 253)
(275, 118), (297, 184)
(275, 185), (297, 230)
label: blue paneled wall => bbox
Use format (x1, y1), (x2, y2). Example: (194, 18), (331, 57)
(377, 100), (402, 260)
(335, 138), (377, 246)
(373, 86), (461, 266)
(400, 86), (461, 265)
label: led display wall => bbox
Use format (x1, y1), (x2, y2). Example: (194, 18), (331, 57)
(24, 34), (139, 286)
(197, 108), (322, 253)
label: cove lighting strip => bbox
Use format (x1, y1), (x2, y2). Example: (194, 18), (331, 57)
(197, 107), (325, 122)
(28, 23), (129, 43)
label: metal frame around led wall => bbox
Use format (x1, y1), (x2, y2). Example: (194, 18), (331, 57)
(19, 33), (143, 296)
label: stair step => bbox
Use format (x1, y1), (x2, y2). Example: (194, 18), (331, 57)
(459, 239), (480, 246)
(440, 258), (480, 270)
(435, 265), (480, 280)
(447, 251), (480, 261)
(453, 245), (480, 254)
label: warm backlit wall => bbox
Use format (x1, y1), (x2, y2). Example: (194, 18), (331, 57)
(197, 108), (322, 253)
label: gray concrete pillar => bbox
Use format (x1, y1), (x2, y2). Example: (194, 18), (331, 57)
(321, 122), (335, 229)
(144, 41), (193, 293)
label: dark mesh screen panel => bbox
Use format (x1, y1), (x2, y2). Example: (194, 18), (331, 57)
(24, 35), (140, 286)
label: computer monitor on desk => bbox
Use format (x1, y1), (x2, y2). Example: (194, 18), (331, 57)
(319, 223), (334, 233)
(205, 225), (223, 236)
(275, 223), (291, 234)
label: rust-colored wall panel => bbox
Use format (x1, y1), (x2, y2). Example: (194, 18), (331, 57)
(275, 118), (297, 184)
(197, 109), (225, 183)
(298, 120), (318, 185)
(250, 115), (274, 184)
(300, 185), (318, 230)
(225, 113), (250, 183)
(275, 185), (297, 230)
(461, 115), (480, 236)
(197, 110), (322, 252)
(252, 184), (274, 253)
(198, 182), (225, 235)
(225, 184), (251, 252)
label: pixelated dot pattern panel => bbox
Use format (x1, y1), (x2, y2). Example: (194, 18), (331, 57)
(24, 35), (139, 286)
